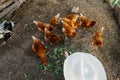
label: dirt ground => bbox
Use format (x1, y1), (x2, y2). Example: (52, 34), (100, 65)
(0, 0), (120, 80)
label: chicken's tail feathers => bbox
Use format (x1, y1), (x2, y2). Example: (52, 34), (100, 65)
(44, 27), (51, 34)
(98, 27), (104, 34)
(80, 13), (83, 17)
(56, 13), (60, 17)
(44, 27), (48, 32)
(32, 35), (37, 40)
(33, 21), (38, 24)
(61, 20), (66, 24)
(101, 27), (104, 31)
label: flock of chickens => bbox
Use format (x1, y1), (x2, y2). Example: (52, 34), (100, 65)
(31, 7), (104, 65)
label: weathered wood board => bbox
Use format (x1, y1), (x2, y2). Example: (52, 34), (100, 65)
(0, 0), (26, 19)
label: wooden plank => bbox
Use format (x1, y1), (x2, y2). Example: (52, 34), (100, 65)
(0, 1), (19, 19)
(0, 0), (14, 11)
(0, 0), (27, 19)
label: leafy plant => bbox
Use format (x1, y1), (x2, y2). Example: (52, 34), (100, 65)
(36, 47), (74, 80)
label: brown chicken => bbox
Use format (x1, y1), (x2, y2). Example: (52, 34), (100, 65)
(61, 21), (77, 37)
(33, 21), (54, 32)
(32, 36), (48, 65)
(80, 13), (97, 28)
(62, 18), (82, 29)
(44, 28), (61, 44)
(50, 13), (60, 26)
(66, 14), (79, 22)
(92, 27), (104, 46)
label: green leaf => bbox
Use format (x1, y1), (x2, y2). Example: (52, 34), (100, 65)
(54, 48), (58, 55)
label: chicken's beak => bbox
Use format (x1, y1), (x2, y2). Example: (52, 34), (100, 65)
(32, 36), (36, 40)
